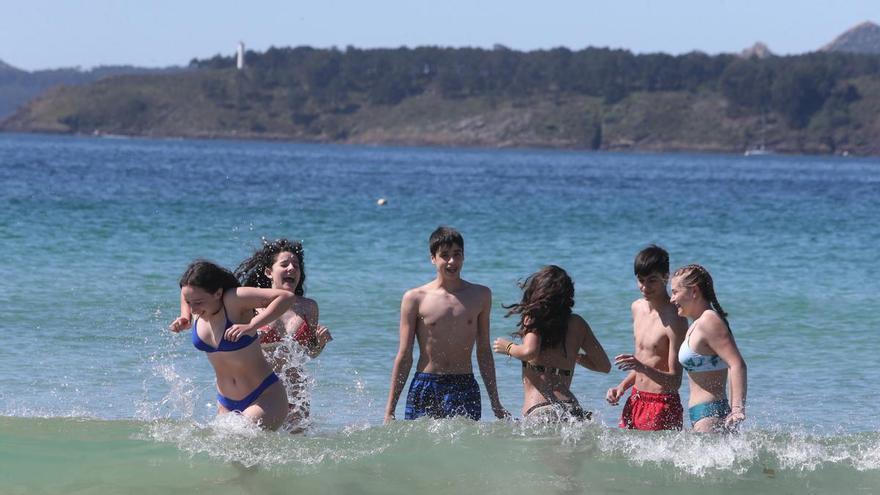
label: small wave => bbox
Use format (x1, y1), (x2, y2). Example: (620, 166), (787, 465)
(596, 425), (880, 477)
(145, 416), (397, 469)
(854, 438), (880, 471)
(141, 415), (880, 477)
(3, 415), (877, 494)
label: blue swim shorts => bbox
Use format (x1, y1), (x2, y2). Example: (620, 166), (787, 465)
(404, 372), (481, 420)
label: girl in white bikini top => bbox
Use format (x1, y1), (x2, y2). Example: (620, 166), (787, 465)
(678, 324), (728, 373)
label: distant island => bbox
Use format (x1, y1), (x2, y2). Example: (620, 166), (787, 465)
(3, 22), (880, 155)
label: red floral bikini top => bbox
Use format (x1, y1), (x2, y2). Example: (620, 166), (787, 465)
(258, 316), (316, 348)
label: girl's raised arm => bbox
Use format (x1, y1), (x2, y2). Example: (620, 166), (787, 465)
(223, 287), (294, 341)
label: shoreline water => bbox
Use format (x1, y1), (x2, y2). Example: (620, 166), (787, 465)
(1, 133), (878, 492)
(2, 416), (879, 495)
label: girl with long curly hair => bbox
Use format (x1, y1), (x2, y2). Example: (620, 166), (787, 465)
(235, 238), (333, 432)
(493, 265), (610, 421)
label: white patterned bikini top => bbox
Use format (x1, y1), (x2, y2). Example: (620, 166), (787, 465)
(678, 328), (728, 373)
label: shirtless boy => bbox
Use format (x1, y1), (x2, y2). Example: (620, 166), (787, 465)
(384, 226), (508, 422)
(606, 245), (689, 430)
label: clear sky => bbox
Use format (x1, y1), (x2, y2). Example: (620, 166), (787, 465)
(2, 0), (877, 71)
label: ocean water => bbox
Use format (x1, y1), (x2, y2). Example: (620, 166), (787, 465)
(1, 133), (878, 493)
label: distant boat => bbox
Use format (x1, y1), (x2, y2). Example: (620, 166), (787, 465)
(745, 111), (773, 156)
(93, 130), (130, 140)
(744, 146), (773, 156)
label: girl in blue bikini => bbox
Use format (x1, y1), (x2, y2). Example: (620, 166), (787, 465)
(169, 260), (295, 430)
(670, 264), (747, 432)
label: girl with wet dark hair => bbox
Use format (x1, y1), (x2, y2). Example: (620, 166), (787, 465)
(169, 259), (294, 430)
(236, 238), (306, 294)
(235, 238), (332, 432)
(493, 265), (611, 421)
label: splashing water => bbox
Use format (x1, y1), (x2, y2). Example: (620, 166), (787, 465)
(264, 336), (315, 433)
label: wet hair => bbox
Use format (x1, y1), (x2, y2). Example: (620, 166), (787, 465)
(634, 244), (670, 277)
(504, 265), (574, 352)
(672, 264), (731, 332)
(234, 238), (306, 295)
(429, 226), (464, 256)
(179, 259), (240, 293)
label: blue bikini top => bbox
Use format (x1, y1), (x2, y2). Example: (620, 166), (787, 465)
(678, 328), (728, 373)
(192, 308), (257, 353)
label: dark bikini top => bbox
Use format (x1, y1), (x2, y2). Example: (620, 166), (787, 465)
(522, 361), (573, 377)
(192, 308), (257, 353)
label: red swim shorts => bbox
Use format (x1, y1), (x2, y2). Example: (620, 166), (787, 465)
(619, 387), (683, 431)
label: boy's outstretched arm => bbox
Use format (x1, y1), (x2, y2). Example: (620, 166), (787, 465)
(476, 289), (509, 419)
(606, 371), (636, 405)
(384, 291), (418, 423)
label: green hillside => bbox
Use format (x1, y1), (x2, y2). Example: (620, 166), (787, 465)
(3, 46), (880, 155)
(0, 61), (181, 119)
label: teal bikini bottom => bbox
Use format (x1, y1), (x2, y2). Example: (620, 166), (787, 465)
(688, 399), (730, 424)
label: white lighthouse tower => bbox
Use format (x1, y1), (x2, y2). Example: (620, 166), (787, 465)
(236, 41), (245, 70)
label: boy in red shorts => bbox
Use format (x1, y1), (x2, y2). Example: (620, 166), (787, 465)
(607, 245), (688, 430)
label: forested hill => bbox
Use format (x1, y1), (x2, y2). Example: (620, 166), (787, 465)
(0, 61), (183, 119)
(4, 46), (880, 155)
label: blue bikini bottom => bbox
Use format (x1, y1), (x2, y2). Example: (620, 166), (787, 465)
(217, 372), (279, 412)
(688, 398), (731, 424)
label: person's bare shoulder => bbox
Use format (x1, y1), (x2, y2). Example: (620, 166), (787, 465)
(300, 296), (318, 311)
(461, 279), (489, 292)
(400, 287), (425, 322)
(402, 285), (428, 303)
(631, 298), (647, 315)
(460, 280), (491, 303)
(473, 282), (492, 298)
(700, 310), (728, 336)
(568, 313), (589, 334)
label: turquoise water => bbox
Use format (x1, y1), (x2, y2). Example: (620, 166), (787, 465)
(1, 133), (878, 493)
